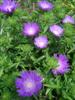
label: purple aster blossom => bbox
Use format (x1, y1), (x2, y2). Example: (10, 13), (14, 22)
(16, 71), (42, 97)
(52, 54), (70, 75)
(34, 36), (48, 49)
(49, 24), (64, 37)
(38, 0), (53, 11)
(23, 22), (40, 37)
(62, 15), (75, 24)
(0, 0), (18, 14)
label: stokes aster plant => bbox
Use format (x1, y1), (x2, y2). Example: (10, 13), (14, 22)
(0, 0), (75, 100)
(0, 0), (18, 14)
(23, 22), (40, 37)
(34, 36), (48, 49)
(49, 24), (64, 37)
(52, 54), (70, 75)
(16, 71), (42, 97)
(62, 15), (75, 24)
(38, 0), (53, 11)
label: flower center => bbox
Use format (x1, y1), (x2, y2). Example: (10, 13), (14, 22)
(39, 41), (44, 46)
(5, 5), (13, 12)
(28, 28), (35, 35)
(26, 82), (33, 88)
(41, 2), (49, 8)
(24, 79), (35, 90)
(53, 30), (58, 34)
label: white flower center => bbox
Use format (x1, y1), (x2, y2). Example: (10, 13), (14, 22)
(28, 28), (35, 35)
(5, 5), (13, 11)
(26, 82), (33, 88)
(42, 4), (49, 8)
(53, 30), (59, 35)
(24, 80), (35, 90)
(39, 41), (44, 46)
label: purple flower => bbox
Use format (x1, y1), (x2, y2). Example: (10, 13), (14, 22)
(16, 71), (42, 97)
(52, 54), (70, 75)
(0, 0), (18, 14)
(23, 22), (40, 37)
(38, 0), (53, 11)
(49, 24), (64, 37)
(62, 15), (75, 24)
(34, 36), (48, 49)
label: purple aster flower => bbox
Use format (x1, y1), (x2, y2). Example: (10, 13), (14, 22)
(49, 24), (64, 37)
(52, 54), (70, 75)
(23, 22), (40, 37)
(0, 0), (18, 14)
(16, 71), (42, 97)
(62, 15), (75, 24)
(34, 36), (48, 49)
(38, 0), (53, 11)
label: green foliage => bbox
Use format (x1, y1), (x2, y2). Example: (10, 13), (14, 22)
(0, 0), (75, 100)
